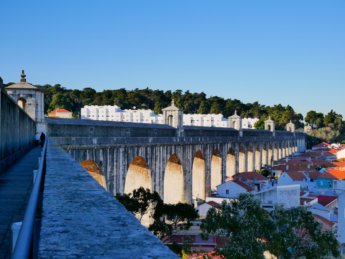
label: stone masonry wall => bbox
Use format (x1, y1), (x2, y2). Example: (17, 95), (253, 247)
(0, 88), (36, 173)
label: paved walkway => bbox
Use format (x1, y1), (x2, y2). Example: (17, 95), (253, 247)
(0, 147), (41, 259)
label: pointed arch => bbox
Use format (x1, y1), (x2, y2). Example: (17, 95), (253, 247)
(255, 145), (261, 171)
(192, 150), (206, 201)
(239, 146), (246, 173)
(124, 156), (152, 194)
(80, 160), (107, 189)
(164, 154), (185, 204)
(226, 148), (236, 177)
(247, 145), (254, 172)
(211, 149), (222, 192)
(262, 144), (268, 167)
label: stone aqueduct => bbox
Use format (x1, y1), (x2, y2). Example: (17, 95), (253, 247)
(47, 109), (306, 204)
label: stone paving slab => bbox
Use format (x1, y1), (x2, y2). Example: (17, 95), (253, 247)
(0, 147), (40, 259)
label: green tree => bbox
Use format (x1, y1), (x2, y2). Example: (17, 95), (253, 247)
(165, 203), (199, 231)
(201, 194), (271, 259)
(201, 194), (340, 259)
(116, 187), (162, 223)
(269, 206), (339, 258)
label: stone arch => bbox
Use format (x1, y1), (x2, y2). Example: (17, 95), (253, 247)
(281, 142), (286, 158)
(124, 156), (152, 194)
(192, 150), (206, 201)
(17, 97), (27, 110)
(226, 147), (236, 178)
(255, 145), (261, 170)
(164, 154), (185, 204)
(262, 144), (268, 167)
(268, 144), (273, 166)
(247, 145), (254, 172)
(239, 145), (246, 173)
(80, 160), (107, 189)
(167, 115), (173, 126)
(273, 143), (279, 162)
(211, 149), (222, 192)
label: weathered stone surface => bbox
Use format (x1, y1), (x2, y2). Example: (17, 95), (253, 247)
(0, 88), (36, 173)
(39, 141), (176, 258)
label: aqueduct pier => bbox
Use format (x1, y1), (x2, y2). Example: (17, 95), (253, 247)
(47, 118), (306, 204)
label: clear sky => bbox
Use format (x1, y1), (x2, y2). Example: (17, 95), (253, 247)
(1, 0), (344, 117)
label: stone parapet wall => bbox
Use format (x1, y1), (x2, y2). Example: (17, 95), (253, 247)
(0, 88), (35, 173)
(39, 140), (177, 258)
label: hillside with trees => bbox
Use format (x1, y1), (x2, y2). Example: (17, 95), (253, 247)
(4, 82), (345, 143)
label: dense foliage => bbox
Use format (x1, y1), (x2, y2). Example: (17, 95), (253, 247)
(201, 194), (340, 259)
(5, 82), (306, 130)
(5, 82), (344, 141)
(116, 187), (198, 238)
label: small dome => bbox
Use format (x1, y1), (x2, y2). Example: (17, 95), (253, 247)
(6, 70), (38, 90)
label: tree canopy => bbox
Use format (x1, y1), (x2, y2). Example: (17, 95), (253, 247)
(116, 188), (198, 239)
(201, 194), (339, 259)
(5, 81), (344, 142)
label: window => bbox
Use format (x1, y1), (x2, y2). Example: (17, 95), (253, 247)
(17, 97), (27, 110)
(226, 189), (229, 194)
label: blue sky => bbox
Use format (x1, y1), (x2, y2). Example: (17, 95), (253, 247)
(1, 0), (344, 117)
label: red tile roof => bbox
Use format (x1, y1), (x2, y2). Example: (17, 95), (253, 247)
(300, 197), (316, 206)
(306, 171), (322, 180)
(285, 171), (306, 181)
(312, 142), (330, 149)
(232, 179), (253, 192)
(207, 201), (221, 209)
(233, 172), (267, 181)
(317, 172), (336, 180)
(317, 195), (337, 207)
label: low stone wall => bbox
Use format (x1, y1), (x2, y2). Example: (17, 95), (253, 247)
(0, 88), (36, 173)
(39, 140), (176, 258)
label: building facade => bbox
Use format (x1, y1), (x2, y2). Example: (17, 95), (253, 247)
(81, 105), (259, 129)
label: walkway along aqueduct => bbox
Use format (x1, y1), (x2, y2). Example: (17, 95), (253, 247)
(48, 102), (306, 204)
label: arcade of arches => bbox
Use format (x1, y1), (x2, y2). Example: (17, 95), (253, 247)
(74, 139), (302, 206)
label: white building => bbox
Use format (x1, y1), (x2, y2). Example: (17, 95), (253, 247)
(81, 105), (162, 124)
(196, 201), (221, 219)
(254, 184), (300, 210)
(81, 105), (258, 129)
(216, 179), (252, 198)
(183, 114), (227, 127)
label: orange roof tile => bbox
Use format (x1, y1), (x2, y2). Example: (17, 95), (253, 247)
(332, 161), (345, 167)
(327, 167), (345, 180)
(55, 108), (71, 113)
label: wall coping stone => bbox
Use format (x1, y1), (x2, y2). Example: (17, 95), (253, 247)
(39, 140), (177, 258)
